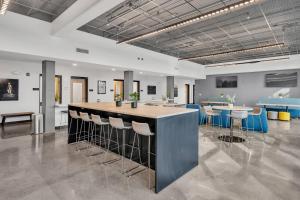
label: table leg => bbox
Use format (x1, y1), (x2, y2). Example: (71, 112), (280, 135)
(230, 117), (233, 143)
(1, 116), (5, 127)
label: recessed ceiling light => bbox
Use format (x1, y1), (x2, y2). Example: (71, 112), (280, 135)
(139, 72), (143, 74)
(112, 68), (116, 71)
(72, 63), (78, 66)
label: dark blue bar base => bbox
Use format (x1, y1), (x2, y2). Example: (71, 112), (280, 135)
(68, 105), (199, 193)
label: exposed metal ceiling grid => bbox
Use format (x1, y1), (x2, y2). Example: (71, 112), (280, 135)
(7, 0), (77, 22)
(79, 0), (300, 65)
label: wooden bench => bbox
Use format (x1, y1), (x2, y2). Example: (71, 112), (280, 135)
(1, 112), (34, 126)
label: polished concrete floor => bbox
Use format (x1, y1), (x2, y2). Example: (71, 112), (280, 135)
(0, 120), (300, 200)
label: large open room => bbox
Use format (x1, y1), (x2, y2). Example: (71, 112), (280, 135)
(0, 0), (300, 199)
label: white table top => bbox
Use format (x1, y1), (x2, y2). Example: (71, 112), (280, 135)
(257, 103), (300, 108)
(212, 106), (253, 112)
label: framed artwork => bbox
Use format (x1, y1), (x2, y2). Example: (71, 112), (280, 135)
(265, 72), (297, 87)
(174, 87), (178, 97)
(0, 79), (19, 101)
(216, 76), (238, 88)
(147, 85), (156, 95)
(97, 81), (106, 94)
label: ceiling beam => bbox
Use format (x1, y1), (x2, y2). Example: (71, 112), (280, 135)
(51, 0), (125, 36)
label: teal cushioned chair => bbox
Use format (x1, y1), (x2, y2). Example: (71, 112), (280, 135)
(211, 110), (231, 128)
(242, 108), (268, 133)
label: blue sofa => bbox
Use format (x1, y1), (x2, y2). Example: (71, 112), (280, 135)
(242, 108), (268, 133)
(258, 97), (300, 118)
(186, 104), (206, 125)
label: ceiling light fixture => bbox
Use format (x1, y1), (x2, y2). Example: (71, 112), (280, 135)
(72, 63), (78, 66)
(0, 0), (10, 15)
(117, 0), (259, 44)
(179, 43), (284, 60)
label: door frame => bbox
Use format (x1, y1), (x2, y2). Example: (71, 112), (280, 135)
(185, 84), (190, 104)
(113, 79), (141, 100)
(71, 76), (88, 103)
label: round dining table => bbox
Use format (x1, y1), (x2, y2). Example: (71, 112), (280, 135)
(212, 106), (253, 143)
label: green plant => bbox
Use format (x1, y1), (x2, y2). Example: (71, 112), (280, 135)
(115, 94), (122, 101)
(129, 92), (139, 102)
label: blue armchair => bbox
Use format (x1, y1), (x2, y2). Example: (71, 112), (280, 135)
(211, 110), (231, 128)
(186, 104), (206, 125)
(242, 108), (268, 133)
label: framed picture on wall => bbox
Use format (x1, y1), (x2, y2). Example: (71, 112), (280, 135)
(216, 76), (238, 88)
(0, 79), (19, 101)
(147, 85), (156, 95)
(265, 72), (298, 87)
(174, 87), (178, 97)
(97, 81), (106, 94)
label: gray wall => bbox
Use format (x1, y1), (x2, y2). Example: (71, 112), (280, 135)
(195, 69), (300, 106)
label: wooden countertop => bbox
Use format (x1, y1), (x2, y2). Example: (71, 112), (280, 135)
(69, 102), (198, 119)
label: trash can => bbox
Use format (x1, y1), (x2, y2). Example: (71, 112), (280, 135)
(32, 113), (44, 134)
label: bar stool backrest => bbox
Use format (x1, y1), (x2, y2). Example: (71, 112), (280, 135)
(69, 110), (79, 119)
(132, 121), (153, 136)
(109, 117), (124, 129)
(80, 112), (91, 122)
(231, 111), (248, 119)
(203, 106), (213, 115)
(252, 107), (262, 115)
(91, 114), (104, 125)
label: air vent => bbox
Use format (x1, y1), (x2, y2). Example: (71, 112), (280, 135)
(76, 48), (89, 54)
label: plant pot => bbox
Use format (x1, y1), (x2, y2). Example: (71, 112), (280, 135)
(116, 100), (122, 107)
(131, 101), (137, 108)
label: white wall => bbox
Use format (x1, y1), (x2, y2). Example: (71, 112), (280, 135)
(174, 78), (195, 104)
(0, 12), (205, 79)
(205, 55), (300, 76)
(0, 59), (194, 124)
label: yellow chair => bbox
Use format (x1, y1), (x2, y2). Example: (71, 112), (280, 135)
(278, 112), (290, 121)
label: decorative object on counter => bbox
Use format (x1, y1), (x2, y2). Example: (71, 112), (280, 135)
(0, 79), (19, 101)
(216, 76), (238, 88)
(226, 94), (236, 108)
(147, 85), (156, 95)
(97, 80), (106, 94)
(115, 94), (122, 107)
(130, 92), (139, 108)
(220, 93), (224, 98)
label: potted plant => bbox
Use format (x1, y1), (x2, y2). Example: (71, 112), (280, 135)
(115, 94), (122, 107)
(129, 92), (139, 108)
(226, 94), (236, 108)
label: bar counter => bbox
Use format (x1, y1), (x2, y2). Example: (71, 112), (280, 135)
(68, 102), (199, 193)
